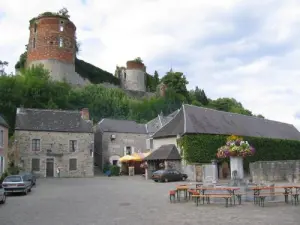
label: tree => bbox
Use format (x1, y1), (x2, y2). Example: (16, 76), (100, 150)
(0, 60), (8, 75)
(160, 71), (189, 100)
(134, 57), (143, 63)
(194, 86), (209, 105)
(153, 70), (159, 86)
(208, 98), (253, 116)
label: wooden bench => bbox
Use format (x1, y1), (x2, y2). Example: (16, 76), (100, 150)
(192, 194), (232, 207)
(257, 192), (289, 207)
(188, 189), (199, 200)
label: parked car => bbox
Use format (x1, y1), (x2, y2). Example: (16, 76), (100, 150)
(151, 169), (188, 182)
(2, 174), (33, 195)
(0, 185), (6, 204)
(19, 172), (36, 186)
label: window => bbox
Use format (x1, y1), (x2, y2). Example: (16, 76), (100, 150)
(112, 160), (118, 165)
(59, 24), (64, 32)
(150, 139), (153, 149)
(32, 139), (40, 151)
(0, 130), (3, 147)
(69, 158), (77, 171)
(126, 146), (132, 155)
(69, 140), (77, 152)
(32, 37), (36, 48)
(34, 23), (37, 32)
(59, 37), (63, 47)
(31, 158), (40, 171)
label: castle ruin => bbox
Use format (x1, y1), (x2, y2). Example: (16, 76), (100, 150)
(26, 12), (89, 86)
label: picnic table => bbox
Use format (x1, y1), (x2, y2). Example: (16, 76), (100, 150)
(250, 185), (300, 206)
(195, 187), (240, 205)
(176, 185), (189, 201)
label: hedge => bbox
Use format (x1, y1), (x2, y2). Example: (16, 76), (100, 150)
(177, 134), (300, 171)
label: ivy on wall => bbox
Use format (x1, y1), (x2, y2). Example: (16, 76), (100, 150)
(177, 134), (300, 171)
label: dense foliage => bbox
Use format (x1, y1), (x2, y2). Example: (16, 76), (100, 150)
(1, 64), (260, 136)
(178, 134), (300, 171)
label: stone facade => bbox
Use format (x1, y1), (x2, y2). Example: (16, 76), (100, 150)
(94, 131), (148, 170)
(0, 124), (8, 174)
(15, 130), (94, 178)
(250, 160), (300, 183)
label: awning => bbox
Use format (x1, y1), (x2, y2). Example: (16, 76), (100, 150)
(119, 154), (142, 162)
(132, 152), (151, 160)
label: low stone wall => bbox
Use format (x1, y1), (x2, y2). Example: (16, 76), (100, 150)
(250, 160), (300, 183)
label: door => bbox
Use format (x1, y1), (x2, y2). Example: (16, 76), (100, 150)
(46, 158), (54, 177)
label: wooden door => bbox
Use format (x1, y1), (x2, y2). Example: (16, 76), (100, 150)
(46, 158), (54, 177)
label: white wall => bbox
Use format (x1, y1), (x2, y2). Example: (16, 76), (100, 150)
(153, 137), (177, 150)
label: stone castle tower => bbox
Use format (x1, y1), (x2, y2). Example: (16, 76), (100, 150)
(26, 13), (88, 86)
(114, 60), (146, 92)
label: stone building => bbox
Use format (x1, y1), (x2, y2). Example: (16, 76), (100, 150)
(114, 60), (146, 92)
(0, 114), (9, 175)
(14, 107), (94, 178)
(26, 12), (89, 86)
(94, 110), (179, 170)
(94, 119), (148, 169)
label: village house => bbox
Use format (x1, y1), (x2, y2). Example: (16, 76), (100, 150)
(94, 110), (179, 170)
(151, 104), (300, 146)
(14, 107), (94, 178)
(150, 104), (300, 179)
(0, 114), (9, 175)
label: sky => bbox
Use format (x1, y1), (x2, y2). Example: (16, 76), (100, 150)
(0, 0), (300, 130)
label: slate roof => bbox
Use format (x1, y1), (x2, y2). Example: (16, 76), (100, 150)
(152, 104), (300, 141)
(145, 110), (180, 134)
(15, 108), (93, 133)
(0, 114), (8, 128)
(97, 118), (147, 134)
(144, 144), (181, 160)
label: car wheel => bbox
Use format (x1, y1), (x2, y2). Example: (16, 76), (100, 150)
(0, 195), (5, 204)
(164, 178), (169, 182)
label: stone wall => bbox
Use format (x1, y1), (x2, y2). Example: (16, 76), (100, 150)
(29, 60), (90, 86)
(15, 130), (94, 178)
(250, 160), (300, 183)
(94, 131), (148, 170)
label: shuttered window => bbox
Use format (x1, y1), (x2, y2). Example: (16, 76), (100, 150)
(32, 158), (40, 171)
(69, 158), (77, 171)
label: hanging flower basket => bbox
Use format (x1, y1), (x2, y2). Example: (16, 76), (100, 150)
(216, 135), (255, 158)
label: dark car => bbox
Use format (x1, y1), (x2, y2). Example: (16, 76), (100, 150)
(151, 169), (188, 182)
(19, 172), (36, 186)
(2, 174), (33, 195)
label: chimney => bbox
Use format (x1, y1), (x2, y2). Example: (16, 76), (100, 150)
(80, 108), (90, 120)
(17, 105), (25, 114)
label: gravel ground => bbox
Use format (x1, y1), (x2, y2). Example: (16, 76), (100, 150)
(0, 176), (299, 225)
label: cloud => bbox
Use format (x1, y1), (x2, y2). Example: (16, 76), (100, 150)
(0, 0), (300, 130)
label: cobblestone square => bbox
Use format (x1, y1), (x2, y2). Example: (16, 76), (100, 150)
(0, 177), (299, 225)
